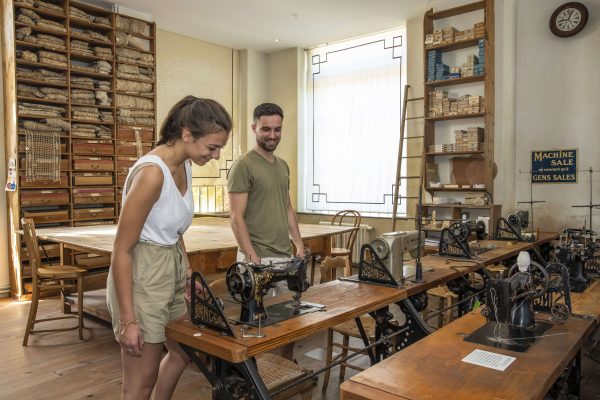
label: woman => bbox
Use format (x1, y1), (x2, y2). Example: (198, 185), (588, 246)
(107, 96), (232, 399)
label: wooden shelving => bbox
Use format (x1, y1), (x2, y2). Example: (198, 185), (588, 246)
(420, 0), (499, 242)
(4, 0), (156, 299)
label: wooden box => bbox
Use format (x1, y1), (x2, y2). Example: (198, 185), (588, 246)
(74, 253), (111, 268)
(21, 189), (70, 206)
(72, 140), (114, 155)
(20, 157), (69, 171)
(116, 126), (154, 142)
(19, 141), (68, 153)
(116, 141), (152, 156)
(20, 243), (60, 263)
(19, 172), (69, 187)
(117, 171), (127, 187)
(22, 209), (69, 224)
(73, 207), (115, 220)
(74, 219), (115, 226)
(116, 156), (137, 171)
(73, 156), (114, 171)
(73, 187), (115, 204)
(73, 172), (113, 185)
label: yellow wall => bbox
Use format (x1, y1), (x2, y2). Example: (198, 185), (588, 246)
(156, 29), (239, 187)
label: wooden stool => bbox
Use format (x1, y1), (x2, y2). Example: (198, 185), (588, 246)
(423, 286), (457, 329)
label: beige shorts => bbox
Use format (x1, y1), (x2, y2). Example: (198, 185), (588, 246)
(107, 240), (187, 343)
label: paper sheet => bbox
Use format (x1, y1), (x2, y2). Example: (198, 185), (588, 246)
(462, 349), (516, 371)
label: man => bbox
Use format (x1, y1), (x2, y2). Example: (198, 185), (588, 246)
(227, 102), (305, 266)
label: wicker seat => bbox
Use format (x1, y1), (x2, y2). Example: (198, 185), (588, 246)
(208, 278), (315, 399)
(310, 210), (361, 285)
(21, 218), (86, 346)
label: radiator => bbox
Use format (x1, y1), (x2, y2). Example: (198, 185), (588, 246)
(318, 221), (374, 262)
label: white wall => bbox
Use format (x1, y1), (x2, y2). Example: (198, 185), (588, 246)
(514, 0), (600, 232)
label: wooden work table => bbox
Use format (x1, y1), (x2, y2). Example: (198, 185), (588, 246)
(166, 279), (407, 363)
(399, 232), (559, 296)
(34, 217), (353, 274)
(340, 312), (595, 400)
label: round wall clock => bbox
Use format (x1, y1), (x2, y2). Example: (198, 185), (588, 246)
(549, 2), (589, 37)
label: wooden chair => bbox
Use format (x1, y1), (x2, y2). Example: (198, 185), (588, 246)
(423, 286), (458, 329)
(208, 278), (315, 400)
(21, 218), (86, 346)
(310, 210), (361, 285)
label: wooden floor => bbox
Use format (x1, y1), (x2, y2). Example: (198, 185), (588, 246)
(2, 294), (599, 399)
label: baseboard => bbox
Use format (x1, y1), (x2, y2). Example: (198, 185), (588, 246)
(0, 285), (10, 298)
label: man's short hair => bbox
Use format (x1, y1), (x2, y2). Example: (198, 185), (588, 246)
(253, 103), (283, 121)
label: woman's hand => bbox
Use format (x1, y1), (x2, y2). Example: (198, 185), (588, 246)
(120, 321), (144, 357)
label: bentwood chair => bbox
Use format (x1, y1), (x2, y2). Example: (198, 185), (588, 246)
(21, 218), (86, 346)
(310, 210), (362, 285)
(208, 279), (315, 399)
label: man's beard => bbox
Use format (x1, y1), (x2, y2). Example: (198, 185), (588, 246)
(257, 137), (279, 152)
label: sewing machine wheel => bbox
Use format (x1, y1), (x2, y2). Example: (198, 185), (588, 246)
(449, 222), (470, 243)
(550, 303), (570, 322)
(226, 263), (256, 303)
(370, 238), (390, 260)
(507, 214), (520, 227)
(507, 260), (550, 299)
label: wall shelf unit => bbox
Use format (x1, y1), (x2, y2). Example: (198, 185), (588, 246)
(2, 0), (156, 299)
(420, 0), (500, 242)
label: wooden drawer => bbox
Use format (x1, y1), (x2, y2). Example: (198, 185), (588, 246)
(72, 140), (114, 155)
(20, 172), (69, 187)
(73, 207), (115, 220)
(117, 188), (123, 203)
(20, 157), (69, 171)
(117, 172), (127, 187)
(73, 187), (115, 204)
(73, 172), (114, 185)
(21, 243), (60, 262)
(116, 126), (154, 142)
(73, 156), (114, 171)
(116, 156), (137, 171)
(74, 219), (115, 226)
(19, 141), (68, 153)
(21, 189), (70, 206)
(116, 141), (152, 156)
(22, 209), (69, 224)
(74, 253), (111, 268)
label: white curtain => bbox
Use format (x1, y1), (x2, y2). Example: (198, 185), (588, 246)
(301, 28), (407, 217)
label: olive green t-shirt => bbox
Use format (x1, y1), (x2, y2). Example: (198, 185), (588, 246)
(227, 150), (292, 258)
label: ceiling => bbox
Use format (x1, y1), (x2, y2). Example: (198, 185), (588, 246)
(107, 0), (426, 53)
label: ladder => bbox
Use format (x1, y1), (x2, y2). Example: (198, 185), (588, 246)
(391, 84), (425, 231)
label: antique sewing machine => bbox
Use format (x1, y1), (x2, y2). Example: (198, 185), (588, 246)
(466, 251), (554, 352)
(495, 210), (534, 241)
(554, 227), (596, 292)
(438, 221), (490, 258)
(225, 256), (324, 326)
(369, 230), (425, 281)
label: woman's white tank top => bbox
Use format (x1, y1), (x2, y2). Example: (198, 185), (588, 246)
(122, 154), (194, 245)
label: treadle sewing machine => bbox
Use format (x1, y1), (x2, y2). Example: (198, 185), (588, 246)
(554, 227), (597, 293)
(189, 255), (325, 336)
(438, 220), (489, 258)
(466, 251), (573, 352)
(495, 210), (536, 242)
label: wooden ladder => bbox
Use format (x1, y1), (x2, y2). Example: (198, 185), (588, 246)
(391, 84), (424, 231)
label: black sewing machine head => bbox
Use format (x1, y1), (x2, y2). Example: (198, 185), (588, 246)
(495, 211), (532, 241)
(226, 256), (310, 324)
(438, 221), (488, 258)
(554, 227), (596, 292)
(466, 251), (553, 352)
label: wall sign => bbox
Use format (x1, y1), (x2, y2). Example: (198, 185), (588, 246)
(531, 149), (577, 183)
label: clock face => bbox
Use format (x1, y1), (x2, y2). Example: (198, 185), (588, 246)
(556, 8), (582, 31)
(550, 2), (589, 37)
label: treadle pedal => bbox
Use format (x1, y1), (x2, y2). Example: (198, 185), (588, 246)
(587, 342), (600, 363)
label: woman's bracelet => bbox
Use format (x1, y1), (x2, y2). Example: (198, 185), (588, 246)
(119, 319), (140, 335)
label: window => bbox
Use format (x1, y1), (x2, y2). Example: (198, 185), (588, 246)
(300, 28), (407, 217)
